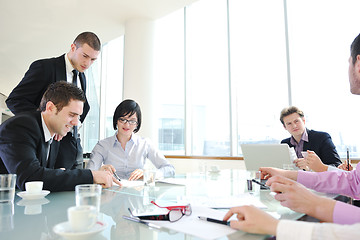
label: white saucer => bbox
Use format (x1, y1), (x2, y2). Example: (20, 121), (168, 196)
(17, 198), (50, 206)
(53, 221), (107, 239)
(17, 190), (50, 200)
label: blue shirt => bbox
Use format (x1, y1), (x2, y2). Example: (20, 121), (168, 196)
(87, 133), (175, 179)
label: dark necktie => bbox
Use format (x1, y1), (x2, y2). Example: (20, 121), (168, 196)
(46, 139), (53, 161)
(72, 69), (78, 138)
(72, 69), (78, 86)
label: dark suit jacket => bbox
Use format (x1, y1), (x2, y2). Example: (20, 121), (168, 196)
(6, 54), (90, 121)
(0, 111), (93, 192)
(281, 129), (342, 167)
(6, 54), (90, 169)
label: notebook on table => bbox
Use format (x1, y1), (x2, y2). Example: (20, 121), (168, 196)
(240, 144), (297, 171)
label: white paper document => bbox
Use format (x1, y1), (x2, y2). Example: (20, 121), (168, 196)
(178, 193), (267, 209)
(142, 206), (238, 240)
(113, 180), (144, 188)
(156, 178), (187, 185)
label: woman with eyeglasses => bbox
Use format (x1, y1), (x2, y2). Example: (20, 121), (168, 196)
(87, 99), (175, 180)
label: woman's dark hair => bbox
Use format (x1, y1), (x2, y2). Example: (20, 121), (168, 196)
(113, 99), (141, 133)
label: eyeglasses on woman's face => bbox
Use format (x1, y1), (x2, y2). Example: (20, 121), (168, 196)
(118, 118), (138, 125)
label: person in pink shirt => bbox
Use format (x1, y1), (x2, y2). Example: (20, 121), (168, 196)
(223, 33), (360, 239)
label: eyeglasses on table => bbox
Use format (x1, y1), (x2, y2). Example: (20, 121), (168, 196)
(128, 202), (192, 223)
(151, 201), (192, 216)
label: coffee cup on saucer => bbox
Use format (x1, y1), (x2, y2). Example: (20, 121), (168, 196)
(67, 205), (97, 232)
(25, 181), (43, 194)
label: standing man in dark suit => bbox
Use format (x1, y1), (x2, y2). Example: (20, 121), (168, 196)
(6, 32), (100, 170)
(0, 82), (121, 191)
(280, 106), (342, 171)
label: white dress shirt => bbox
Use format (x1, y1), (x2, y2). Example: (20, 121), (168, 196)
(40, 113), (53, 160)
(87, 133), (175, 179)
(277, 219), (360, 240)
(64, 54), (80, 85)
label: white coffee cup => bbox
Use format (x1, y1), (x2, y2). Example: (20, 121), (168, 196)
(67, 205), (97, 232)
(25, 181), (43, 194)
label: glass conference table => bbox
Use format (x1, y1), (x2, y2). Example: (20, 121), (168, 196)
(0, 169), (336, 240)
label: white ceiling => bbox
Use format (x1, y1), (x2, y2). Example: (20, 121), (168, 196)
(0, 0), (198, 96)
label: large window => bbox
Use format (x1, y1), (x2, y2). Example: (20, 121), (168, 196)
(186, 0), (230, 156)
(153, 0), (360, 158)
(82, 37), (124, 153)
(229, 0), (289, 152)
(154, 9), (185, 155)
(286, 0), (360, 158)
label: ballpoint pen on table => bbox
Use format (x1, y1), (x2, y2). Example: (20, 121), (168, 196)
(122, 215), (161, 229)
(251, 179), (270, 190)
(198, 216), (230, 226)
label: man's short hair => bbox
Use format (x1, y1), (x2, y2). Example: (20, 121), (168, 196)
(39, 81), (86, 112)
(73, 32), (101, 51)
(280, 106), (304, 125)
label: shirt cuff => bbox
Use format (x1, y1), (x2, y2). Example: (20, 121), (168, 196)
(333, 201), (360, 224)
(327, 165), (340, 171)
(277, 220), (314, 240)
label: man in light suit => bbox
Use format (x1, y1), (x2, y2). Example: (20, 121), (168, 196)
(280, 106), (342, 170)
(6, 32), (100, 170)
(0, 82), (121, 192)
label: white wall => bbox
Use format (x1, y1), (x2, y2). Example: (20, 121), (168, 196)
(123, 19), (157, 141)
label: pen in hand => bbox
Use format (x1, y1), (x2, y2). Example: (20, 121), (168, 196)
(251, 179), (270, 190)
(113, 171), (121, 181)
(347, 148), (350, 171)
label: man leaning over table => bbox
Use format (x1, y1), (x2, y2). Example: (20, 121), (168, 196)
(223, 33), (360, 239)
(6, 31), (100, 170)
(0, 82), (121, 192)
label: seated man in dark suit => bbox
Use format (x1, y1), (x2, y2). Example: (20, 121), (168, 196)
(280, 106), (342, 171)
(0, 82), (121, 192)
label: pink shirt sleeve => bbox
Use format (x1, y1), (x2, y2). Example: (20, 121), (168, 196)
(333, 201), (360, 224)
(297, 164), (360, 224)
(297, 164), (360, 199)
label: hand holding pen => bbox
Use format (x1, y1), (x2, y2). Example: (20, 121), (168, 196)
(100, 164), (121, 182)
(338, 148), (353, 171)
(347, 148), (350, 171)
(251, 179), (270, 190)
(223, 205), (278, 235)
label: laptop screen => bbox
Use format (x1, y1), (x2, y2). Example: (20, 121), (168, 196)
(241, 144), (297, 171)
